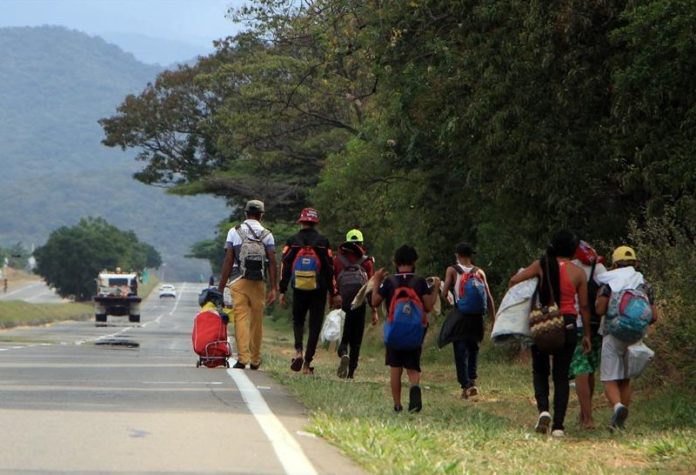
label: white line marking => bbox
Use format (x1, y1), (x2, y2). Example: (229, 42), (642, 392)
(227, 365), (318, 475)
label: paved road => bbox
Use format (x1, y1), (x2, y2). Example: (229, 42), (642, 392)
(0, 283), (364, 475)
(0, 279), (69, 303)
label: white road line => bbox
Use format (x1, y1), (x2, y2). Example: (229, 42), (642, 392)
(227, 366), (318, 475)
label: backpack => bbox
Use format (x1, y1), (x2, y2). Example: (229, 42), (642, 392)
(384, 276), (427, 350)
(337, 254), (368, 304)
(292, 246), (322, 290)
(237, 223), (270, 281)
(454, 265), (487, 314)
(606, 287), (653, 343)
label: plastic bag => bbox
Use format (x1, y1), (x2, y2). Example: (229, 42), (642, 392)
(320, 309), (345, 344)
(626, 340), (654, 379)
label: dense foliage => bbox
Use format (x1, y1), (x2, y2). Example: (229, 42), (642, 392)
(33, 217), (161, 301)
(102, 1), (695, 374)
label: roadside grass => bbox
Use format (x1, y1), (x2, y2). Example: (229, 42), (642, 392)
(260, 313), (696, 474)
(0, 300), (93, 329)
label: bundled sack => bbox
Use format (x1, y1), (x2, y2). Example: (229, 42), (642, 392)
(491, 277), (536, 345)
(626, 340), (655, 379)
(320, 309), (345, 344)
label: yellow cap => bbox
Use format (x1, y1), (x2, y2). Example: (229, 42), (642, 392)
(346, 229), (364, 243)
(612, 245), (637, 264)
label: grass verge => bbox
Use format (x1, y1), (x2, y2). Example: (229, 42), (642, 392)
(259, 313), (695, 474)
(0, 300), (93, 329)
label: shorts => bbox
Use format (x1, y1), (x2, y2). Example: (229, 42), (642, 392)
(569, 328), (602, 378)
(385, 346), (422, 372)
(600, 334), (631, 382)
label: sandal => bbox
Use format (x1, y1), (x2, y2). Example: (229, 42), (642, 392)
(290, 355), (304, 372)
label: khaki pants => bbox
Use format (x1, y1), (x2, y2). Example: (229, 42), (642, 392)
(230, 278), (265, 366)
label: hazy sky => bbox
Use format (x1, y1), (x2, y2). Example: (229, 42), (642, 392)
(0, 0), (246, 60)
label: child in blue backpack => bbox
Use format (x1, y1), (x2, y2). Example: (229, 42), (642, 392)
(440, 243), (496, 399)
(371, 245), (440, 413)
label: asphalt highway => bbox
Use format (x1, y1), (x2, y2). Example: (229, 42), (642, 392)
(0, 283), (364, 475)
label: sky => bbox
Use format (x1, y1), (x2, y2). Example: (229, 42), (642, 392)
(0, 0), (246, 64)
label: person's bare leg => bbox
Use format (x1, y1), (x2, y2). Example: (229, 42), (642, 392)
(390, 367), (403, 406)
(406, 368), (421, 386)
(604, 380), (621, 406)
(575, 374), (594, 429)
(618, 379), (631, 407)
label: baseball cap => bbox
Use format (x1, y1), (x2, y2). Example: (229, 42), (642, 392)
(245, 200), (265, 213)
(346, 229), (364, 243)
(297, 207), (320, 223)
(612, 245), (637, 264)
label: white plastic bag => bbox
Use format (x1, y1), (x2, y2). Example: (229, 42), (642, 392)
(626, 340), (654, 379)
(320, 309), (345, 344)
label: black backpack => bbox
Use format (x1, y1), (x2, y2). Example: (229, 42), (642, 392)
(587, 260), (601, 328)
(337, 254), (368, 305)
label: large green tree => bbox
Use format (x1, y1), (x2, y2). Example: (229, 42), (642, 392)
(34, 217), (161, 300)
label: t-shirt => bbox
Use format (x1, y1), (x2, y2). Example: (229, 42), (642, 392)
(377, 273), (431, 310)
(224, 219), (275, 271)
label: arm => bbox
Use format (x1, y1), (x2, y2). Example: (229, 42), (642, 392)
(478, 269), (497, 321)
(369, 268), (388, 308)
(575, 271), (592, 353)
(422, 279), (440, 313)
(440, 266), (455, 301)
(266, 247), (277, 305)
(595, 284), (610, 316)
(217, 247), (235, 293)
(508, 260), (541, 287)
(278, 243), (296, 294)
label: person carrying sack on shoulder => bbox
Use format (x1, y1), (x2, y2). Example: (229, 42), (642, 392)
(371, 245), (440, 413)
(334, 228), (377, 379)
(439, 243), (496, 400)
(509, 230), (592, 438)
(279, 208), (340, 375)
(595, 246), (657, 432)
(218, 199), (277, 370)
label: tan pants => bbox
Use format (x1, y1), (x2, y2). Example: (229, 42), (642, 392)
(230, 278), (265, 366)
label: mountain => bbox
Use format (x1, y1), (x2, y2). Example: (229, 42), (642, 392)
(98, 31), (213, 66)
(0, 26), (228, 280)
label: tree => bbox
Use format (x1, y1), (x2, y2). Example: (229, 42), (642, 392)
(33, 217), (161, 300)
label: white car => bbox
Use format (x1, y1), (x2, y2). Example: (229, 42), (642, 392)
(158, 284), (177, 299)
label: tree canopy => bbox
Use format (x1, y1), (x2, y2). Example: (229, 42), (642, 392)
(33, 217), (161, 301)
(100, 0), (696, 283)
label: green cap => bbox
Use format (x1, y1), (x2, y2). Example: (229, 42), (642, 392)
(346, 229), (364, 243)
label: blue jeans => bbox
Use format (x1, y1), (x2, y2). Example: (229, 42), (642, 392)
(453, 339), (479, 389)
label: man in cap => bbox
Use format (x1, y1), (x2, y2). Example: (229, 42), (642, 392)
(333, 228), (377, 378)
(218, 199), (277, 370)
(279, 208), (339, 374)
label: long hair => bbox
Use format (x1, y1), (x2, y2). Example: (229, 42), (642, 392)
(539, 231), (578, 305)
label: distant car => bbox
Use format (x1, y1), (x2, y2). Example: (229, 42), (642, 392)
(158, 284), (177, 299)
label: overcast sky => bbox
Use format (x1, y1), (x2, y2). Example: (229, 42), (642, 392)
(0, 0), (246, 63)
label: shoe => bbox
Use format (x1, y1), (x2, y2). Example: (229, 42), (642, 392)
(408, 386), (422, 413)
(460, 389), (468, 400)
(467, 386), (479, 398)
(290, 355), (303, 372)
(232, 361), (246, 369)
(610, 404), (629, 430)
(337, 354), (350, 379)
(347, 369), (355, 379)
(394, 404), (403, 413)
(551, 429), (565, 438)
(535, 411), (551, 434)
(249, 362), (261, 370)
(302, 365), (314, 375)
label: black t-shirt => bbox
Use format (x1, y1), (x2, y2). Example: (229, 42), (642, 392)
(377, 273), (430, 310)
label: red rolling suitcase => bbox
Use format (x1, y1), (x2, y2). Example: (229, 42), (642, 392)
(192, 309), (231, 368)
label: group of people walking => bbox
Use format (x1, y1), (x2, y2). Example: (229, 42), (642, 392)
(216, 201), (657, 436)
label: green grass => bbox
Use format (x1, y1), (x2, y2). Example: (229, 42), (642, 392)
(0, 300), (93, 328)
(259, 314), (696, 474)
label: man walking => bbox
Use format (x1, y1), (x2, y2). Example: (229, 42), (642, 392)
(218, 200), (277, 370)
(279, 208), (339, 375)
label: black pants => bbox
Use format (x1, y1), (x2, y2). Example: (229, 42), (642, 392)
(531, 315), (578, 430)
(292, 289), (327, 365)
(453, 338), (479, 390)
(337, 304), (367, 375)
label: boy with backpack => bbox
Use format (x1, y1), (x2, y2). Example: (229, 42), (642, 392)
(595, 246), (657, 431)
(279, 208), (340, 375)
(334, 229), (377, 379)
(371, 245), (440, 413)
(439, 243), (496, 399)
(217, 200), (277, 370)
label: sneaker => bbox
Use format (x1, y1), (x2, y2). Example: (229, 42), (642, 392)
(232, 361), (246, 369)
(466, 386), (479, 398)
(551, 429), (565, 438)
(460, 389), (468, 400)
(610, 404), (629, 430)
(290, 355), (303, 372)
(408, 386), (422, 413)
(535, 411), (551, 434)
(394, 404), (403, 413)
(337, 354), (350, 379)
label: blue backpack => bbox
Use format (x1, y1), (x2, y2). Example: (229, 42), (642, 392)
(606, 288), (653, 343)
(454, 265), (487, 314)
(384, 276), (428, 350)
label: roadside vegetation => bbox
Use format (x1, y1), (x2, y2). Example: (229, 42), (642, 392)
(262, 315), (695, 474)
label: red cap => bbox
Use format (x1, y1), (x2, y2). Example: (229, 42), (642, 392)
(575, 240), (605, 265)
(297, 207), (320, 223)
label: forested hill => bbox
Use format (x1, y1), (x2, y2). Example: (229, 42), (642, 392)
(0, 26), (227, 279)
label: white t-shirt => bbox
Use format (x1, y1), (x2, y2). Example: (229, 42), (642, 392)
(224, 220), (275, 270)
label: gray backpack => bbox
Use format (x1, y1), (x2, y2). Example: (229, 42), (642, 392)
(337, 254), (368, 303)
(237, 223), (270, 281)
